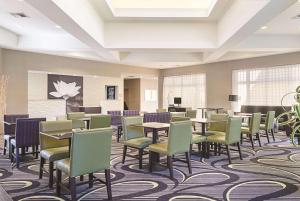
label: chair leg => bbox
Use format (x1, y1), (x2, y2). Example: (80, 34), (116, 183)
(271, 129), (275, 142)
(197, 143), (202, 161)
(214, 143), (217, 156)
(149, 151), (153, 173)
(185, 152), (192, 174)
(167, 156), (173, 180)
(3, 139), (7, 155)
(265, 129), (270, 143)
(39, 157), (45, 179)
(70, 177), (77, 201)
(218, 144), (221, 156)
(249, 134), (254, 149)
(226, 145), (232, 164)
(35, 145), (39, 159)
(49, 161), (54, 188)
(117, 127), (121, 143)
(105, 169), (112, 200)
(10, 145), (14, 163)
(89, 173), (93, 188)
(56, 169), (62, 196)
(80, 175), (84, 181)
(16, 146), (20, 168)
(122, 145), (127, 164)
(138, 148), (143, 169)
(256, 133), (262, 147)
(237, 142), (243, 160)
(240, 133), (243, 144)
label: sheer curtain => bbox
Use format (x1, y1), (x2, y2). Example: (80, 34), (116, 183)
(163, 74), (206, 109)
(232, 64), (300, 106)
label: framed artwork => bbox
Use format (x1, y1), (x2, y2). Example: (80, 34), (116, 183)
(48, 74), (83, 112)
(106, 85), (118, 100)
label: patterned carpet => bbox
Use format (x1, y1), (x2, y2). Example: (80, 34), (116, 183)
(1, 132), (300, 201)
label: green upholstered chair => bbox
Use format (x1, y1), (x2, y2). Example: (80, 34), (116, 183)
(171, 117), (206, 161)
(39, 120), (72, 188)
(260, 111), (275, 143)
(186, 110), (197, 130)
(56, 128), (113, 201)
(206, 117), (243, 164)
(227, 110), (234, 117)
(149, 121), (193, 179)
(207, 114), (229, 133)
(122, 116), (152, 169)
(90, 115), (111, 129)
(156, 108), (167, 113)
(206, 110), (217, 119)
(241, 113), (262, 149)
(67, 112), (85, 129)
(170, 112), (186, 118)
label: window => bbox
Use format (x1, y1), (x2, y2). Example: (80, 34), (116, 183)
(163, 74), (206, 109)
(145, 89), (157, 101)
(232, 64), (300, 106)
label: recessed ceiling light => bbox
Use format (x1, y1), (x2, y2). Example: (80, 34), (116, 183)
(260, 26), (268, 30)
(55, 25), (61, 28)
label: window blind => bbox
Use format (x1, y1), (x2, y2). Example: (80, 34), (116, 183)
(163, 74), (206, 109)
(232, 64), (300, 106)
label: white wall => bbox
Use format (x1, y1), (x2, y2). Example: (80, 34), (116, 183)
(140, 77), (158, 112)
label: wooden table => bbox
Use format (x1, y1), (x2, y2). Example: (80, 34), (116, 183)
(134, 122), (170, 170)
(197, 107), (224, 118)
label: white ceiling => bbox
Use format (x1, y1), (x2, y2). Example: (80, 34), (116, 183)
(0, 0), (299, 69)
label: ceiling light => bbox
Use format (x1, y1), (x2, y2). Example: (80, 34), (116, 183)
(260, 26), (268, 30)
(293, 14), (300, 19)
(55, 25), (61, 28)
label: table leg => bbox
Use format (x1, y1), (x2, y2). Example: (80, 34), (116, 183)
(201, 109), (205, 118)
(201, 123), (206, 135)
(152, 128), (160, 163)
(68, 138), (71, 155)
(87, 120), (90, 129)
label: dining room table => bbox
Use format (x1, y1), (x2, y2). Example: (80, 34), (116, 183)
(134, 122), (170, 170)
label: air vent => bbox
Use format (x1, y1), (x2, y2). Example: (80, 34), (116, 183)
(10, 12), (29, 18)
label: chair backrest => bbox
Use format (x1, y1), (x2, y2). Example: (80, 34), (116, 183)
(167, 121), (192, 156)
(4, 114), (29, 135)
(208, 114), (229, 132)
(107, 110), (121, 116)
(170, 112), (186, 118)
(15, 118), (46, 147)
(67, 112), (85, 119)
(157, 112), (171, 123)
(70, 128), (112, 177)
(225, 117), (242, 144)
(249, 113), (261, 134)
(90, 115), (111, 129)
(206, 110), (217, 119)
(186, 110), (197, 118)
(265, 111), (275, 131)
(143, 113), (158, 123)
(156, 109), (167, 113)
(227, 110), (234, 117)
(39, 120), (72, 150)
(67, 112), (85, 129)
(122, 116), (144, 141)
(123, 110), (140, 116)
(171, 117), (190, 122)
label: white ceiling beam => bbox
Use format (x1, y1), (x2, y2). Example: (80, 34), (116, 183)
(204, 0), (297, 62)
(0, 26), (18, 48)
(235, 34), (300, 51)
(25, 0), (120, 61)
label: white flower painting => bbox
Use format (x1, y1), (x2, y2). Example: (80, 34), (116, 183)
(49, 80), (81, 100)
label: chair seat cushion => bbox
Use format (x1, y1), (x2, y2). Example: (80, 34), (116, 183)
(260, 124), (266, 130)
(206, 134), (226, 144)
(242, 123), (248, 127)
(56, 158), (70, 175)
(241, 127), (250, 134)
(124, 137), (152, 149)
(149, 143), (168, 154)
(40, 146), (69, 162)
(191, 134), (206, 144)
(205, 131), (226, 136)
(4, 135), (15, 141)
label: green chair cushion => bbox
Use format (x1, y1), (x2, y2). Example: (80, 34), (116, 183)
(191, 134), (206, 144)
(204, 130), (226, 136)
(241, 127), (250, 134)
(149, 143), (168, 154)
(206, 134), (226, 144)
(242, 122), (249, 127)
(260, 124), (266, 130)
(40, 146), (69, 162)
(56, 158), (70, 174)
(124, 137), (152, 149)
